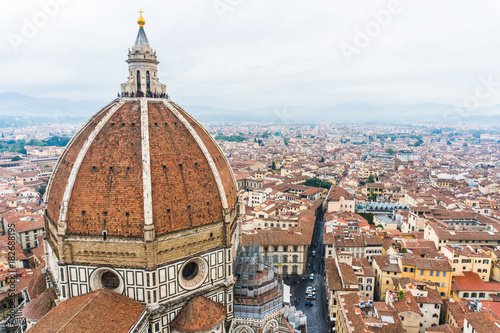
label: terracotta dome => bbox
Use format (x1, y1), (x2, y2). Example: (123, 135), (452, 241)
(170, 296), (226, 333)
(23, 287), (57, 321)
(45, 99), (237, 238)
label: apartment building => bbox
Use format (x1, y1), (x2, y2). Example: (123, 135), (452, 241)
(399, 256), (452, 298)
(442, 245), (492, 281)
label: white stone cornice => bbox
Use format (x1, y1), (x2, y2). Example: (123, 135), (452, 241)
(162, 100), (228, 209)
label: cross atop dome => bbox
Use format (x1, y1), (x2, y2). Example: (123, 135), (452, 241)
(120, 10), (167, 98)
(137, 9), (145, 28)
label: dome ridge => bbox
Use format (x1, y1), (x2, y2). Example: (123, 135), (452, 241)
(57, 99), (127, 235)
(162, 100), (228, 210)
(140, 99), (154, 239)
(44, 98), (120, 227)
(168, 100), (238, 189)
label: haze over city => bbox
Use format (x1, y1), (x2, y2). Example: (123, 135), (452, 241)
(2, 0), (500, 116)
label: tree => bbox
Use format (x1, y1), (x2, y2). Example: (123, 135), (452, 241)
(11, 155), (21, 161)
(463, 143), (468, 147)
(367, 174), (376, 183)
(271, 161), (276, 170)
(413, 140), (423, 147)
(376, 224), (384, 229)
(368, 189), (377, 201)
(385, 148), (394, 155)
(447, 141), (452, 145)
(304, 177), (331, 189)
(37, 186), (46, 196)
(319, 156), (325, 163)
(44, 164), (50, 168)
(214, 134), (246, 142)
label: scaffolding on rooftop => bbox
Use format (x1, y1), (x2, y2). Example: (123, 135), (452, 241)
(233, 244), (284, 320)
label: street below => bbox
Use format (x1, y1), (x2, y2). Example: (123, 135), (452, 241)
(285, 213), (331, 333)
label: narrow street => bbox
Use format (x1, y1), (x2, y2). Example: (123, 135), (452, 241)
(285, 212), (331, 333)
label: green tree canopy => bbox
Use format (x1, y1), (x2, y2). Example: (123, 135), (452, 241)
(37, 186), (46, 196)
(0, 136), (71, 154)
(304, 177), (331, 189)
(214, 134), (246, 142)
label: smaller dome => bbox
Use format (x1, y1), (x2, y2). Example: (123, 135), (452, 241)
(27, 265), (47, 300)
(23, 288), (57, 321)
(170, 296), (226, 333)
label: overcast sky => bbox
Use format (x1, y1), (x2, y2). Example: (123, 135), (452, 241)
(2, 0), (500, 110)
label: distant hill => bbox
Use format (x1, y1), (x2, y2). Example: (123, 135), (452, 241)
(0, 92), (105, 118)
(1, 92), (499, 124)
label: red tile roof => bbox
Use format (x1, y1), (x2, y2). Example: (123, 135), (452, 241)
(28, 288), (145, 333)
(26, 264), (47, 301)
(452, 271), (500, 292)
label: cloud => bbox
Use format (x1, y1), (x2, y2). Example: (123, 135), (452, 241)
(2, 0), (500, 111)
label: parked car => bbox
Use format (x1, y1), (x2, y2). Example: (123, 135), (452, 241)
(310, 273), (314, 280)
(312, 250), (316, 256)
(306, 287), (313, 293)
(306, 293), (316, 300)
(305, 301), (314, 307)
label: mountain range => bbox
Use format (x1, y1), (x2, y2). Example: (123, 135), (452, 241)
(1, 92), (500, 124)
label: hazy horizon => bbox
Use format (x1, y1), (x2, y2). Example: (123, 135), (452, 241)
(3, 1), (500, 114)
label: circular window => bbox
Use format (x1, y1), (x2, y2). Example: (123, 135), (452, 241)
(89, 268), (124, 294)
(182, 262), (199, 280)
(178, 258), (208, 290)
(101, 271), (120, 289)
